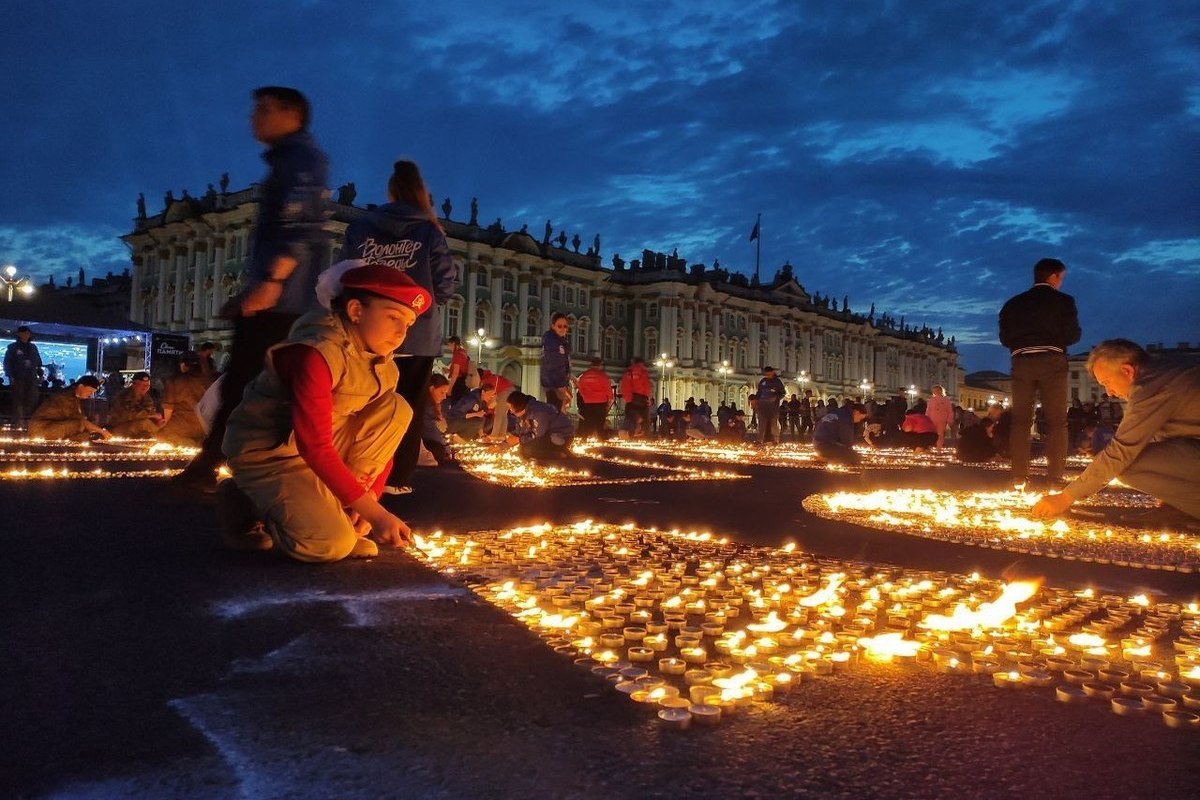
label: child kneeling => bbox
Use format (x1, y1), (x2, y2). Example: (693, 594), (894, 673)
(219, 263), (431, 562)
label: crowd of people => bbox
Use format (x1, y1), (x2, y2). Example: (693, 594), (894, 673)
(4, 88), (1197, 563)
(3, 325), (217, 445)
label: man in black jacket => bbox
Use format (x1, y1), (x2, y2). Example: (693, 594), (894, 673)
(999, 258), (1081, 485)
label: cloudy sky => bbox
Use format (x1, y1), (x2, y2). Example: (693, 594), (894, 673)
(1, 0), (1196, 371)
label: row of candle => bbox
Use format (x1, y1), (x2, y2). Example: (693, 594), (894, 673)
(453, 443), (745, 488)
(806, 489), (1197, 571)
(1, 466), (182, 481)
(413, 521), (1199, 732)
(578, 440), (1092, 474)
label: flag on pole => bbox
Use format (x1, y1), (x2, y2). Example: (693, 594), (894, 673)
(748, 219), (759, 241)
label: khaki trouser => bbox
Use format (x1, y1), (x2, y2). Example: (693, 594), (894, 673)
(108, 418), (160, 439)
(231, 392), (411, 563)
(28, 418), (89, 442)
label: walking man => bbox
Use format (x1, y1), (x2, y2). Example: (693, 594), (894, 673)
(175, 86), (330, 489)
(999, 258), (1080, 486)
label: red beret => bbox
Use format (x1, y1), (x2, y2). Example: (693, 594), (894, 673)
(340, 264), (432, 316)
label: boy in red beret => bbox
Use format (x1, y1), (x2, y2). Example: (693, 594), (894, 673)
(218, 262), (432, 561)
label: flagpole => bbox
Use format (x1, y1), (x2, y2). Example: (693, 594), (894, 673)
(755, 212), (761, 284)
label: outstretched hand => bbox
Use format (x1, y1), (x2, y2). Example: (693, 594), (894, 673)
(1031, 492), (1074, 518)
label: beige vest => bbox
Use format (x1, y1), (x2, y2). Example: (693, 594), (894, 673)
(223, 312), (401, 462)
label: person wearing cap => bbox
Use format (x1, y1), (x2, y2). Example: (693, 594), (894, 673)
(4, 325), (42, 429)
(106, 371), (163, 438)
(342, 159), (457, 496)
(158, 355), (210, 446)
(218, 263), (431, 561)
(445, 336), (471, 404)
(754, 366), (786, 445)
(28, 376), (111, 441)
(575, 356), (614, 439)
(505, 391), (575, 459)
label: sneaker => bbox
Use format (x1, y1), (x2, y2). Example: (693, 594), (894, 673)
(382, 485), (413, 496)
(216, 480), (273, 552)
(348, 537), (379, 558)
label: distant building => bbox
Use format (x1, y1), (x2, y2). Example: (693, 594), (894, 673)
(960, 370), (1012, 412)
(122, 185), (959, 405)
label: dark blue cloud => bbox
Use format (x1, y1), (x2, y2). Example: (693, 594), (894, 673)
(0, 0), (1195, 372)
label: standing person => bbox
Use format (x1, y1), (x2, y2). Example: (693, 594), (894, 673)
(445, 336), (470, 403)
(576, 356), (614, 438)
(541, 313), (573, 411)
(655, 397), (672, 436)
(218, 264), (431, 561)
(1033, 339), (1200, 523)
(754, 366), (786, 444)
(798, 389), (815, 440)
(4, 326), (42, 429)
(174, 86), (330, 489)
(28, 376), (111, 441)
(999, 257), (1081, 486)
(925, 385), (954, 448)
(619, 356), (653, 437)
(342, 159), (457, 496)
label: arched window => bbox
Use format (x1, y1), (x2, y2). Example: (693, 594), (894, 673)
(445, 303), (461, 339)
(738, 341), (749, 370)
(474, 304), (488, 334)
(502, 306), (517, 343)
(551, 284), (562, 302)
(475, 268), (488, 288)
(603, 327), (617, 362)
(616, 329), (627, 362)
(526, 310), (541, 338)
(645, 328), (658, 359)
(502, 272), (515, 292)
(574, 317), (589, 356)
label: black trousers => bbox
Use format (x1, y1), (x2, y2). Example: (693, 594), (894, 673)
(1010, 352), (1068, 481)
(388, 355), (435, 487)
(196, 311), (299, 469)
(578, 402), (608, 438)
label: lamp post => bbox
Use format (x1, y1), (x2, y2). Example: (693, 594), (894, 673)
(654, 352), (674, 402)
(2, 265), (35, 302)
(798, 369), (809, 397)
(859, 378), (873, 402)
(716, 359), (732, 405)
(468, 327), (494, 368)
(907, 384), (917, 406)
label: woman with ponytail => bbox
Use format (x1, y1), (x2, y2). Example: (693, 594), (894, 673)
(341, 160), (457, 494)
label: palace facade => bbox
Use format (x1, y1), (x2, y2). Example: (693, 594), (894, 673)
(122, 186), (959, 406)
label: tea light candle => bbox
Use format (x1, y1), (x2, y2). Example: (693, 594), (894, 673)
(681, 646), (708, 664)
(684, 669), (713, 686)
(1163, 710), (1200, 730)
(644, 634), (668, 652)
(689, 703), (721, 726)
(972, 658), (1000, 675)
(1098, 668), (1130, 684)
(1063, 669), (1094, 686)
(658, 707), (692, 730)
(623, 626), (647, 642)
(1082, 682), (1115, 700)
(1156, 680), (1189, 699)
(1056, 685), (1088, 704)
(1142, 695), (1177, 714)
(994, 671), (1024, 689)
(690, 684), (721, 705)
(1021, 669), (1054, 688)
(1111, 697), (1143, 716)
(1120, 681), (1156, 698)
(659, 657), (687, 676)
(628, 646), (654, 663)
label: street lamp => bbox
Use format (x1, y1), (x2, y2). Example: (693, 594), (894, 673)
(907, 384), (917, 406)
(468, 326), (495, 367)
(654, 352), (674, 402)
(859, 378), (873, 401)
(2, 265), (35, 302)
(716, 359), (732, 404)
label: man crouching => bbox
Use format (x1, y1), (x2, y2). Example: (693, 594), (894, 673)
(218, 262), (431, 561)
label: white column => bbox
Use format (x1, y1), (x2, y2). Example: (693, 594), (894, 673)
(465, 263), (478, 331)
(589, 291), (602, 353)
(632, 305), (643, 359)
(681, 304), (694, 361)
(490, 274), (504, 334)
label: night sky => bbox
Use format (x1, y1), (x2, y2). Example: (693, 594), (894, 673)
(1, 1), (1196, 372)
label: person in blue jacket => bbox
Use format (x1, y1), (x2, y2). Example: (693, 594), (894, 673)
(505, 391), (574, 459)
(540, 313), (573, 411)
(813, 401), (868, 465)
(342, 159), (457, 494)
(445, 383), (497, 440)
